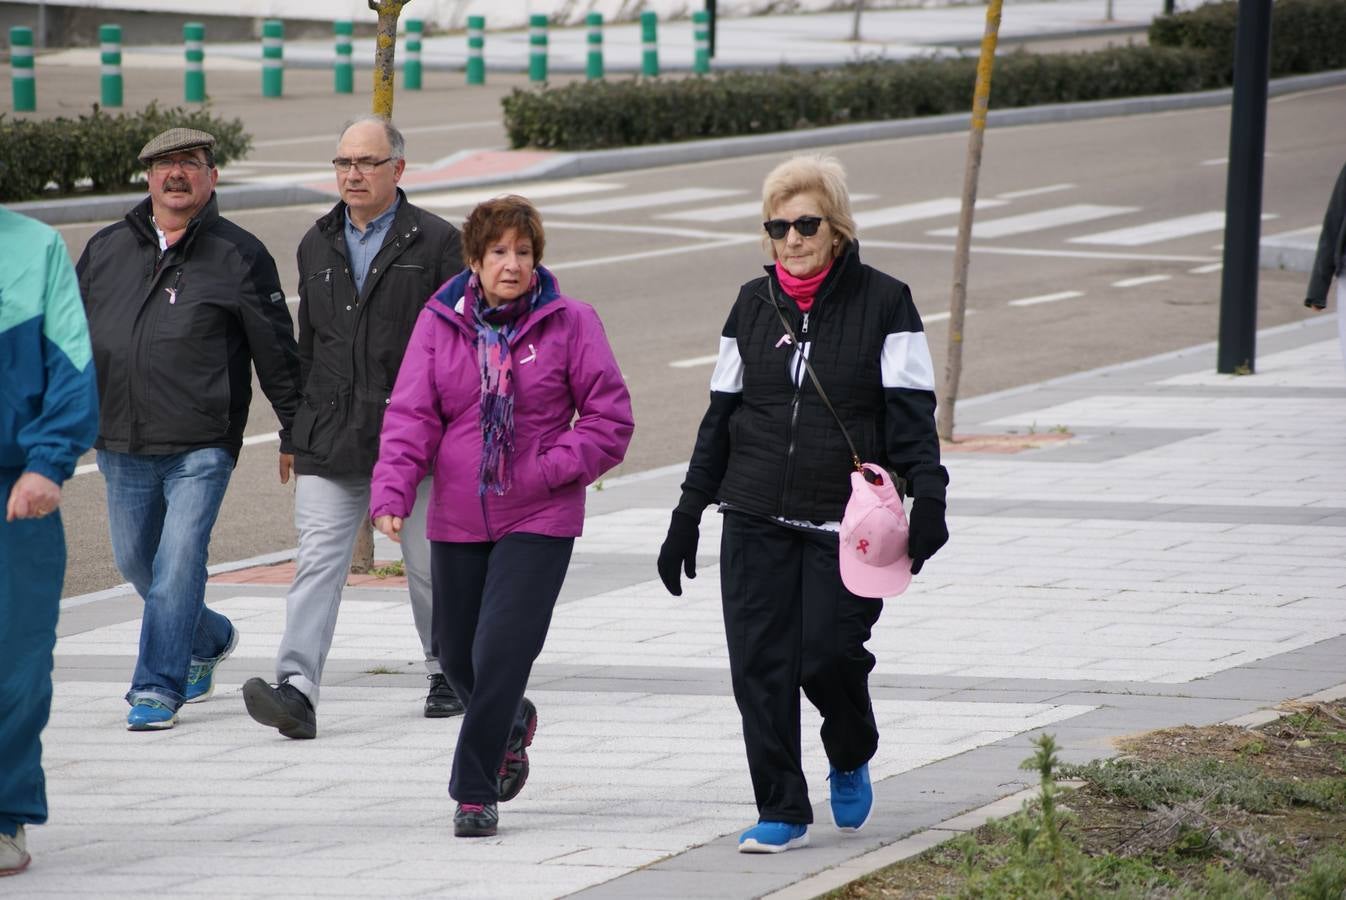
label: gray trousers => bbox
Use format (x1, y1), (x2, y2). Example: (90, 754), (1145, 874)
(276, 475), (437, 707)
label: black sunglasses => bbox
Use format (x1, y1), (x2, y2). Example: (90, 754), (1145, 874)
(763, 216), (825, 240)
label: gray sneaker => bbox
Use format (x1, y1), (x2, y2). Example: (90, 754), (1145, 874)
(0, 825), (30, 877)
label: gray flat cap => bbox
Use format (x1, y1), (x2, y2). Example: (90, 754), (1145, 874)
(138, 127), (216, 166)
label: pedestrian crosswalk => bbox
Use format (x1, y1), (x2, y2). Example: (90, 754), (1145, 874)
(412, 179), (1296, 259)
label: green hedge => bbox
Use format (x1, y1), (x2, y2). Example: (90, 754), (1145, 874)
(1149, 0), (1346, 82)
(503, 0), (1346, 152)
(502, 46), (1218, 150)
(0, 103), (251, 203)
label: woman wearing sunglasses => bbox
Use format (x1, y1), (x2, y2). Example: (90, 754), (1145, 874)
(657, 154), (949, 853)
(370, 195), (633, 838)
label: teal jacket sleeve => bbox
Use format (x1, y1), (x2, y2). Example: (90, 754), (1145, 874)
(16, 229), (100, 485)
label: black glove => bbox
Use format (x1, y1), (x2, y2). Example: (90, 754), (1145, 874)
(907, 497), (948, 575)
(657, 511), (700, 596)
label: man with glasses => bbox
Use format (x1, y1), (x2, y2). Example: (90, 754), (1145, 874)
(241, 115), (463, 739)
(76, 128), (302, 731)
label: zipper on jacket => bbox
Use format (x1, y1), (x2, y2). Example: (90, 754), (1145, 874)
(779, 310), (810, 517)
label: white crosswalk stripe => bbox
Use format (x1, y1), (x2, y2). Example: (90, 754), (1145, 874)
(855, 197), (1007, 230)
(1069, 212), (1276, 246)
(415, 180), (624, 209)
(655, 193), (878, 223)
(927, 204), (1137, 239)
(544, 187), (745, 215)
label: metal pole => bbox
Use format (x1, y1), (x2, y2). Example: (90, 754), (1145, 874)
(1216, 0), (1273, 374)
(10, 27), (35, 112)
(641, 11), (658, 77)
(466, 15), (485, 85)
(693, 11), (710, 74)
(184, 22), (206, 103)
(261, 19), (284, 98)
(334, 21), (354, 93)
(706, 0), (717, 57)
(99, 24), (123, 108)
(528, 14), (547, 84)
(586, 12), (603, 80)
(404, 19), (423, 90)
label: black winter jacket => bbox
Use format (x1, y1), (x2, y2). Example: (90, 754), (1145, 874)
(680, 244), (947, 523)
(76, 194), (301, 457)
(1307, 161), (1346, 308)
(292, 192), (462, 477)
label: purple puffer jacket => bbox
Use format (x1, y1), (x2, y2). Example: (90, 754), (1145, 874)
(369, 266), (633, 542)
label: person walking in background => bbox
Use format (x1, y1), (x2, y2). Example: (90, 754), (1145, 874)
(1305, 160), (1346, 373)
(76, 128), (302, 732)
(0, 206), (99, 876)
(657, 155), (949, 853)
(371, 196), (633, 838)
(241, 116), (464, 740)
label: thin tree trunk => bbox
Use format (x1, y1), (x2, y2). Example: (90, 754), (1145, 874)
(938, 0), (1003, 442)
(851, 0), (864, 41)
(370, 0), (410, 117)
(351, 521), (375, 574)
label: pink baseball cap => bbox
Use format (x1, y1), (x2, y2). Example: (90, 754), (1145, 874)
(839, 464), (912, 598)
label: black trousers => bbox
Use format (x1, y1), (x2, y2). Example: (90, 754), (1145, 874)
(431, 533), (574, 804)
(719, 510), (883, 824)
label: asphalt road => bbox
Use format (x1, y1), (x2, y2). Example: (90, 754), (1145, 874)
(51, 80), (1346, 596)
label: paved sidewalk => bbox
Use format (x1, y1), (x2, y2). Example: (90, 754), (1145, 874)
(34, 314), (1346, 898)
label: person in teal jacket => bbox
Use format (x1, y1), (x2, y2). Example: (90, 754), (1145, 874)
(0, 206), (99, 878)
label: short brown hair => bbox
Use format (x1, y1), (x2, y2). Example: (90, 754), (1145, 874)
(462, 195), (546, 267)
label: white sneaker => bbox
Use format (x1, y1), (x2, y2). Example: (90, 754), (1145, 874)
(0, 825), (30, 877)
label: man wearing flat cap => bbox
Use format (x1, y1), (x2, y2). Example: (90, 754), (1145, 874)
(76, 127), (302, 731)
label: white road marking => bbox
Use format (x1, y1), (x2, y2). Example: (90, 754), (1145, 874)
(1189, 262), (1223, 274)
(1070, 212), (1277, 246)
(668, 354), (721, 368)
(72, 432), (280, 478)
(862, 239), (1215, 263)
(544, 187), (744, 215)
(1008, 290), (1084, 307)
(656, 192), (877, 223)
(547, 235), (756, 272)
(854, 197), (1007, 229)
(922, 309), (976, 323)
(995, 183), (1076, 200)
(416, 180), (624, 208)
(251, 121), (498, 148)
(1112, 274), (1173, 288)
(927, 204), (1138, 239)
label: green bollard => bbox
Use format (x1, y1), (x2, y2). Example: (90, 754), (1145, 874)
(99, 24), (123, 107)
(528, 14), (547, 84)
(261, 19), (283, 98)
(585, 12), (603, 80)
(334, 21), (353, 93)
(692, 11), (710, 74)
(184, 22), (206, 103)
(404, 19), (423, 90)
(640, 11), (658, 77)
(466, 15), (485, 85)
(10, 27), (35, 112)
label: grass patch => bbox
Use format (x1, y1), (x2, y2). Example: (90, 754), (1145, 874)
(826, 700), (1346, 898)
(367, 560), (406, 578)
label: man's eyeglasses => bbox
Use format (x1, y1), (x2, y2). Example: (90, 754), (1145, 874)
(332, 157), (393, 174)
(763, 216), (825, 240)
(150, 157), (209, 174)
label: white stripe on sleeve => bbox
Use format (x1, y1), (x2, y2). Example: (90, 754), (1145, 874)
(709, 336), (744, 393)
(881, 331), (935, 390)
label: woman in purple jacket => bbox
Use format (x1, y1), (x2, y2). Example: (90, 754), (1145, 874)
(371, 196), (633, 838)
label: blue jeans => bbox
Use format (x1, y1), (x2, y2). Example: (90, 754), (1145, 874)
(98, 448), (236, 710)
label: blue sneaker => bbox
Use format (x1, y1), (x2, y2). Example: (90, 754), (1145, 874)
(829, 762), (873, 832)
(738, 821), (809, 853)
(185, 626), (238, 703)
(126, 698), (177, 731)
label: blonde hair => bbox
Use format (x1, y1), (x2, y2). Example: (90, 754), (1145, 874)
(760, 154), (857, 259)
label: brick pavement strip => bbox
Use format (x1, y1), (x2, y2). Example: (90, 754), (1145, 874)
(34, 318), (1346, 897)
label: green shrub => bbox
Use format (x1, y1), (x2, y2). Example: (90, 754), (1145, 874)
(1150, 0), (1346, 83)
(0, 103), (252, 202)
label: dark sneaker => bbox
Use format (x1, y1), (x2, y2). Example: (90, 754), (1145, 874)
(424, 673), (464, 718)
(185, 626), (238, 703)
(497, 697), (537, 802)
(453, 802), (499, 837)
(242, 678), (316, 740)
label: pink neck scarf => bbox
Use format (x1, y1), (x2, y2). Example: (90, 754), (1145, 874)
(775, 261), (833, 313)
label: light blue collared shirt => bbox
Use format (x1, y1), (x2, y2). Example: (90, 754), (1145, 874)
(344, 196), (400, 296)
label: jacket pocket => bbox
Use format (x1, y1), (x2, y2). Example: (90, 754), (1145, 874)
(292, 387), (348, 466)
(302, 267), (339, 331)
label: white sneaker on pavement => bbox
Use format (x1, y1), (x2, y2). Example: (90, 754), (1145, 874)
(0, 825), (30, 876)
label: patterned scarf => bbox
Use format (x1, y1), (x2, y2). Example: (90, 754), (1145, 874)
(468, 271), (542, 495)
